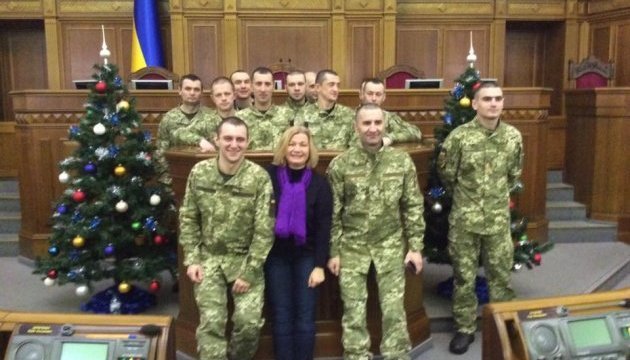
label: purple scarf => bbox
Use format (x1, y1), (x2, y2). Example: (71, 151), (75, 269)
(274, 166), (312, 245)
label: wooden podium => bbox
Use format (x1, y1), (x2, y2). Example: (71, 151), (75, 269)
(165, 144), (433, 359)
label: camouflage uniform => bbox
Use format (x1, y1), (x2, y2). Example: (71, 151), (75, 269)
(327, 144), (426, 360)
(236, 105), (293, 150)
(438, 116), (523, 335)
(282, 98), (309, 126)
(155, 106), (213, 186)
(298, 103), (355, 150)
(171, 109), (222, 148)
(179, 158), (275, 360)
(385, 111), (422, 144)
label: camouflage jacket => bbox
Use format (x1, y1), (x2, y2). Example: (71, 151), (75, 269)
(297, 103), (355, 150)
(154, 106), (213, 185)
(179, 158), (275, 284)
(171, 109), (222, 147)
(438, 116), (523, 235)
(385, 111), (422, 144)
(282, 98), (309, 126)
(236, 105), (293, 150)
(327, 144), (425, 273)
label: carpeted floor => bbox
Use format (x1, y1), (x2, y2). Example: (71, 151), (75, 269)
(1, 241), (628, 360)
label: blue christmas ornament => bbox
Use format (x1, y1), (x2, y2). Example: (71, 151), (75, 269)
(56, 204), (68, 214)
(71, 210), (83, 224)
(144, 217), (157, 232)
(69, 125), (80, 137)
(108, 145), (120, 158)
(48, 246), (60, 256)
(109, 114), (120, 126)
(143, 131), (152, 143)
(451, 83), (465, 99)
(104, 244), (115, 257)
(114, 76), (123, 88)
(429, 187), (446, 199)
(69, 250), (81, 262)
(84, 162), (97, 174)
(89, 217), (102, 230)
(443, 113), (453, 125)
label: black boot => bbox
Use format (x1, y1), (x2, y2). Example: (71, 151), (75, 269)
(449, 331), (475, 354)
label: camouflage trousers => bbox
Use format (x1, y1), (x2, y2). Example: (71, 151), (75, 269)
(194, 265), (265, 360)
(448, 226), (515, 334)
(339, 262), (411, 360)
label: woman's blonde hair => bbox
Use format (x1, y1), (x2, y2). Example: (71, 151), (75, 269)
(272, 126), (319, 168)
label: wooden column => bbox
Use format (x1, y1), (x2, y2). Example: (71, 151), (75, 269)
(565, 88), (630, 242)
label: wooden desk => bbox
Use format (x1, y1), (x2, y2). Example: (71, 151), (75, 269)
(165, 144), (432, 359)
(11, 88), (551, 260)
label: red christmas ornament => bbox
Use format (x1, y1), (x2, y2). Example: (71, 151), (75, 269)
(95, 81), (107, 93)
(149, 280), (160, 293)
(533, 253), (542, 265)
(47, 269), (58, 279)
(472, 81), (482, 91)
(72, 189), (86, 202)
(153, 235), (165, 245)
(509, 199), (515, 210)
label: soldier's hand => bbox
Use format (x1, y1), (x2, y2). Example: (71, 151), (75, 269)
(232, 278), (250, 294)
(327, 256), (341, 276)
(404, 251), (424, 275)
(308, 267), (325, 288)
(186, 264), (204, 283)
(199, 138), (215, 153)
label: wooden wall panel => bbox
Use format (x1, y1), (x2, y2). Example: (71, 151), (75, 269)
(591, 26), (611, 62)
(240, 19), (330, 73)
(443, 28), (489, 83)
(61, 24), (118, 88)
(396, 27), (439, 78)
(0, 122), (17, 177)
(188, 19), (222, 85)
(346, 20), (377, 88)
(615, 23), (630, 86)
(504, 29), (540, 86)
(542, 22), (565, 116)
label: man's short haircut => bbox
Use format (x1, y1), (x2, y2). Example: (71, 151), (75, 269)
(252, 66), (273, 78)
(360, 77), (384, 92)
(473, 80), (501, 98)
(216, 116), (249, 138)
(272, 126), (319, 168)
(286, 70), (306, 79)
(210, 76), (234, 93)
(316, 69), (338, 84)
(180, 73), (203, 88)
(355, 103), (385, 123)
(230, 70), (250, 81)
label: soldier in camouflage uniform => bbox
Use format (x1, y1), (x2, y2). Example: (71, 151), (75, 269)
(231, 70), (253, 110)
(155, 74), (212, 186)
(236, 67), (293, 150)
(179, 117), (275, 360)
(437, 82), (523, 355)
(173, 76), (236, 152)
(282, 70), (309, 125)
(304, 71), (318, 104)
(327, 104), (425, 360)
(298, 69), (355, 150)
(359, 78), (422, 145)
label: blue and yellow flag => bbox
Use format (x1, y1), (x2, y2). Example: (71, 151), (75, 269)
(131, 0), (164, 72)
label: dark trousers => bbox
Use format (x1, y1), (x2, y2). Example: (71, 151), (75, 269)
(265, 253), (317, 360)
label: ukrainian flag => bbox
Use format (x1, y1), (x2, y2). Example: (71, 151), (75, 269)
(131, 0), (164, 72)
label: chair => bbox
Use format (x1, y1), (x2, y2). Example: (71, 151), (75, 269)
(376, 65), (425, 89)
(568, 56), (614, 88)
(128, 66), (180, 88)
(269, 60), (297, 90)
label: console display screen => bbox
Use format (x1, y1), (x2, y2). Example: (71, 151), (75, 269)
(568, 318), (613, 349)
(60, 342), (109, 360)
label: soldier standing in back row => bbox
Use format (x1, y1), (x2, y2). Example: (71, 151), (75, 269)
(327, 104), (425, 360)
(438, 81), (523, 355)
(179, 117), (274, 359)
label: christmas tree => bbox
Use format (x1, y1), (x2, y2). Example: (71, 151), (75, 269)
(422, 43), (552, 301)
(34, 54), (178, 313)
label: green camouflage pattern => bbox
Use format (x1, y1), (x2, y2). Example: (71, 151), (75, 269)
(297, 103), (355, 150)
(438, 116), (522, 334)
(155, 106), (213, 185)
(236, 105), (293, 150)
(448, 227), (515, 334)
(327, 144), (425, 359)
(438, 117), (523, 235)
(171, 109), (222, 147)
(385, 111), (422, 144)
(179, 158), (274, 359)
(281, 98), (309, 126)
